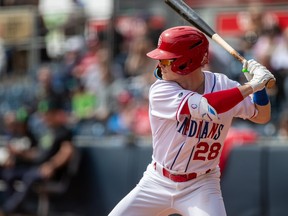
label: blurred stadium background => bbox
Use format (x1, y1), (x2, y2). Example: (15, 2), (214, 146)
(0, 0), (288, 215)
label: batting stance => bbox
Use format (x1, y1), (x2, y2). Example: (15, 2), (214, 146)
(108, 26), (275, 216)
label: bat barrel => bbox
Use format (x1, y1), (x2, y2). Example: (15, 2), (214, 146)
(165, 0), (215, 38)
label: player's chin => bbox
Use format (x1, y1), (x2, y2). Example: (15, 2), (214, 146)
(163, 74), (178, 82)
(162, 75), (171, 81)
(161, 72), (170, 80)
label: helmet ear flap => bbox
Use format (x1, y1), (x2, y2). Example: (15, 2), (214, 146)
(171, 57), (193, 75)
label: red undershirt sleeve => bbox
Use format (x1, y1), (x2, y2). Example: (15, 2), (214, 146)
(181, 87), (244, 114)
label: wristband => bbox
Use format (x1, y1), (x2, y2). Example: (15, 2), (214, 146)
(253, 88), (269, 106)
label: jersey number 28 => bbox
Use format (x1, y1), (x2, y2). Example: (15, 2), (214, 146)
(193, 142), (222, 161)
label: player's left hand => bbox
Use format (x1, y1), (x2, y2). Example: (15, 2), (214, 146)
(245, 60), (275, 92)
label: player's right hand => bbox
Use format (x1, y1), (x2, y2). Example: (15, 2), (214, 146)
(245, 59), (275, 92)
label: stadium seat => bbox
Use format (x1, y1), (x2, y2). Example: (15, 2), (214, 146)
(33, 147), (81, 216)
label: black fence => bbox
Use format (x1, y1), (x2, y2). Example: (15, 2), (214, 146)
(1, 140), (288, 216)
(40, 143), (288, 216)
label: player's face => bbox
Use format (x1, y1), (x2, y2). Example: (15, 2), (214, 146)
(159, 59), (174, 67)
(158, 59), (181, 81)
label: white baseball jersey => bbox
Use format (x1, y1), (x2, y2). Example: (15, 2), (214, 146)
(109, 70), (257, 216)
(149, 71), (256, 175)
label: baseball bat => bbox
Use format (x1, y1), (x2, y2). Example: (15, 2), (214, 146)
(164, 0), (276, 89)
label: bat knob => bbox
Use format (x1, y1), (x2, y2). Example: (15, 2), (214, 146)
(266, 78), (276, 89)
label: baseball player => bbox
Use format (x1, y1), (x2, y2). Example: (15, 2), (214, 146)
(108, 26), (275, 216)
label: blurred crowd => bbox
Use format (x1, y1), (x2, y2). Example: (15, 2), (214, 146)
(0, 0), (287, 214)
(0, 0), (287, 142)
(0, 0), (161, 140)
(206, 5), (288, 139)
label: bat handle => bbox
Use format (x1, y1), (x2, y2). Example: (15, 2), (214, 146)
(265, 77), (276, 89)
(212, 34), (275, 89)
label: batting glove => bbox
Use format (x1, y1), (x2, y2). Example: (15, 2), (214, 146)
(188, 95), (219, 122)
(245, 59), (275, 92)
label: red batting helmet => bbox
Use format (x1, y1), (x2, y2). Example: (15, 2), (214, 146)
(146, 26), (209, 75)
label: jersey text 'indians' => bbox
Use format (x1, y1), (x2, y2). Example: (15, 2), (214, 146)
(177, 116), (224, 140)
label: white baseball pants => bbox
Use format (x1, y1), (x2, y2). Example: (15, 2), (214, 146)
(108, 162), (226, 216)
